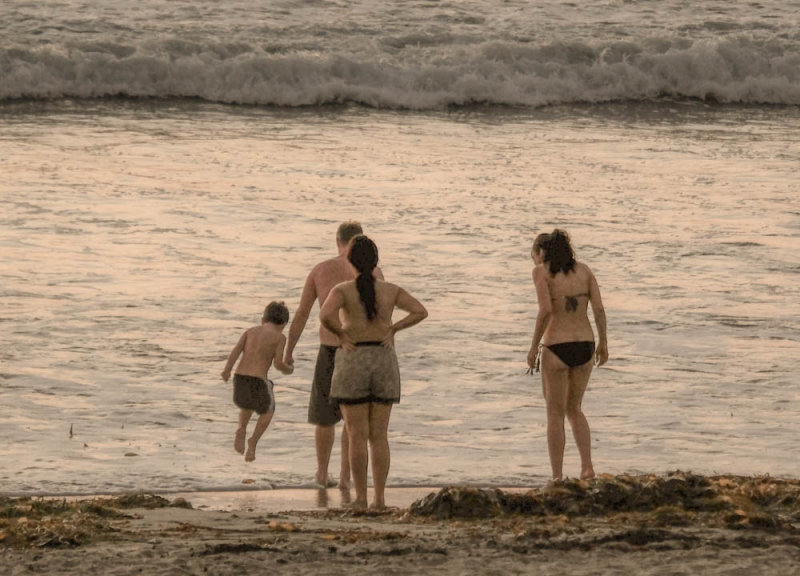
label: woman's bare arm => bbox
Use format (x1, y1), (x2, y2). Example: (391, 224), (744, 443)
(528, 266), (552, 368)
(386, 287), (427, 345)
(319, 285), (354, 349)
(588, 269), (608, 366)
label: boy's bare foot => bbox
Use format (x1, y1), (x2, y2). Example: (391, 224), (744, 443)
(338, 476), (351, 490)
(581, 468), (596, 480)
(234, 428), (246, 454)
(245, 437), (257, 462)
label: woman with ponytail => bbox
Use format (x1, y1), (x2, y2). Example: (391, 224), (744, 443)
(528, 229), (608, 482)
(320, 235), (427, 510)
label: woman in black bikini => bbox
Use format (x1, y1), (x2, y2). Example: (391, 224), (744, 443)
(527, 229), (608, 481)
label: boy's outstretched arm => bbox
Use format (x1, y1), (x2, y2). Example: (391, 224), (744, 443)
(221, 331), (247, 382)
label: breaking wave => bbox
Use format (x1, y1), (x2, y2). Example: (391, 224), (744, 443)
(2, 35), (799, 108)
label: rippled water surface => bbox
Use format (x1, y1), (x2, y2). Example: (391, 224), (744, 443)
(1, 100), (798, 495)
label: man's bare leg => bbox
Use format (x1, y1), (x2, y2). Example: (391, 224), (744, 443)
(235, 409), (252, 454)
(245, 409), (274, 462)
(315, 424), (335, 486)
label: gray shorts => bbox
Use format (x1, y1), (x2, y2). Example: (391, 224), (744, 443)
(308, 345), (343, 426)
(331, 343), (401, 405)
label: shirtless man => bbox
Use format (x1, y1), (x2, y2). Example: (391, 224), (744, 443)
(284, 222), (383, 489)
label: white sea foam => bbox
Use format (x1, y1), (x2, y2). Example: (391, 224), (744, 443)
(2, 35), (799, 107)
(2, 0), (799, 107)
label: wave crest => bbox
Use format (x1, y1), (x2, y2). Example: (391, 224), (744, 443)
(2, 35), (798, 108)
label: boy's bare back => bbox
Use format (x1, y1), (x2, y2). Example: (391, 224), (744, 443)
(227, 324), (292, 381)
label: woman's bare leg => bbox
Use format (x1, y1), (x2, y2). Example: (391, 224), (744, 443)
(567, 362), (595, 479)
(341, 403), (370, 509)
(542, 349), (569, 481)
(367, 403), (392, 509)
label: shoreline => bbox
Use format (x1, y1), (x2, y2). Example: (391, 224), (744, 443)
(3, 473), (800, 574)
(169, 485), (484, 513)
(3, 485), (532, 513)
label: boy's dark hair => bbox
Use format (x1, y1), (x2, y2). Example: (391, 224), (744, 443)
(337, 221), (363, 245)
(263, 301), (290, 325)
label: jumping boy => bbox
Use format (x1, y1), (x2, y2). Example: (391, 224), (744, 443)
(221, 301), (294, 462)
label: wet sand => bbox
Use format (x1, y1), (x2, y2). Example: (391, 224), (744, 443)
(170, 485), (460, 514)
(3, 473), (799, 575)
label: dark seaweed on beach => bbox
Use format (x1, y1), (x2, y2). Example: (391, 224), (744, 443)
(100, 493), (192, 510)
(0, 494), (191, 549)
(408, 471), (800, 532)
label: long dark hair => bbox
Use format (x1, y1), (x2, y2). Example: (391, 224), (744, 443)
(348, 235), (379, 320)
(541, 229), (575, 275)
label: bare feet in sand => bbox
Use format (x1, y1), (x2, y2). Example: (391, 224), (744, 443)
(315, 475), (338, 489)
(245, 437), (258, 462)
(345, 499), (368, 512)
(234, 428), (246, 454)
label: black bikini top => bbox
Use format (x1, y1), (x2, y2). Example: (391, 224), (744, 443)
(553, 293), (589, 312)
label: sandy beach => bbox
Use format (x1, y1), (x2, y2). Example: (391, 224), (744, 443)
(3, 473), (799, 575)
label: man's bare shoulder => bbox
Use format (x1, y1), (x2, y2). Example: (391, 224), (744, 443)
(310, 255), (352, 292)
(310, 256), (345, 277)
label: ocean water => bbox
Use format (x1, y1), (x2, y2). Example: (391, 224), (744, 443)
(1, 0), (799, 496)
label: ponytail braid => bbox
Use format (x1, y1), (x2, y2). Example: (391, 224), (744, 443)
(348, 235), (379, 320)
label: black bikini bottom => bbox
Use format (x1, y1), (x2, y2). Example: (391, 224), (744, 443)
(546, 341), (595, 368)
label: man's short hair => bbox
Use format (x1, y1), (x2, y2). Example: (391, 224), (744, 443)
(337, 221), (363, 245)
(263, 301), (290, 325)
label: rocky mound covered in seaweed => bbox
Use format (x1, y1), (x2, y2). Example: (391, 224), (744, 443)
(0, 494), (191, 548)
(409, 471), (800, 531)
(3, 472), (800, 556)
(2, 474), (800, 574)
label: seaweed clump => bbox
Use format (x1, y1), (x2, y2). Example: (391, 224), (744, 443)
(409, 471), (800, 532)
(0, 493), (191, 548)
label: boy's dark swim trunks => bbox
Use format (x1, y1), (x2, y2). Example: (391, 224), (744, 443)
(233, 374), (274, 415)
